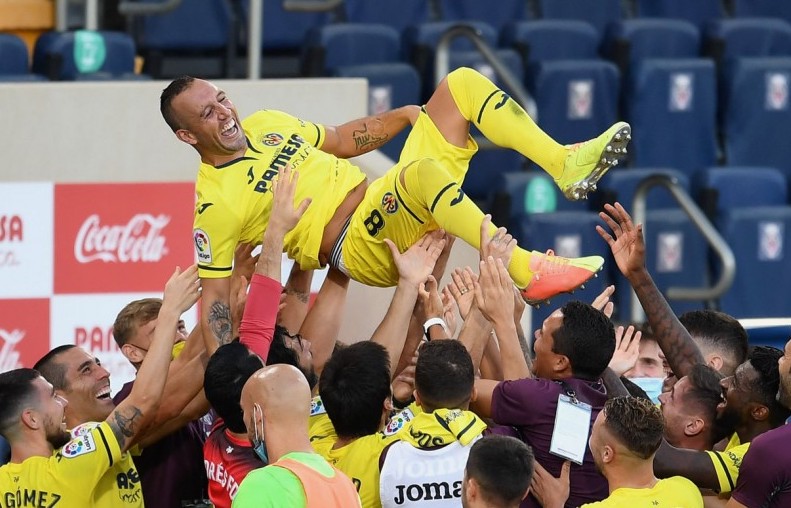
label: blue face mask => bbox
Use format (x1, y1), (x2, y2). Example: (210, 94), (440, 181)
(629, 377), (665, 404)
(251, 403), (268, 464)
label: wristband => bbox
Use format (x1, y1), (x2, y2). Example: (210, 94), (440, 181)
(423, 317), (447, 341)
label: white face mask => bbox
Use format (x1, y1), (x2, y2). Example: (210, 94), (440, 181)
(629, 377), (665, 404)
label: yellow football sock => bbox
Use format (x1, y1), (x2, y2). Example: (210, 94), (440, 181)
(403, 159), (534, 288)
(446, 67), (567, 179)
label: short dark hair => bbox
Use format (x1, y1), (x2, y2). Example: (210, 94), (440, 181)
(553, 301), (615, 380)
(603, 396), (664, 459)
(160, 76), (195, 132)
(415, 340), (474, 413)
(684, 364), (728, 444)
(205, 342), (264, 434)
(746, 346), (790, 427)
(319, 341), (390, 438)
(112, 298), (161, 347)
(466, 435), (534, 506)
(0, 369), (41, 436)
(266, 325), (318, 390)
(680, 310), (749, 375)
(33, 345), (77, 390)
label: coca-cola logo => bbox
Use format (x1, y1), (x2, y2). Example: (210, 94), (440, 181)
(74, 213), (170, 263)
(0, 328), (25, 371)
(0, 215), (23, 243)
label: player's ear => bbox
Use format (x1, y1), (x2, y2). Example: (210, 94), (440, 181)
(176, 128), (197, 145)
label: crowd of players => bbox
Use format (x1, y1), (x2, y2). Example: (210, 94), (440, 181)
(2, 65), (791, 507)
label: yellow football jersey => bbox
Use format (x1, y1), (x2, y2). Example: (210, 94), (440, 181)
(582, 476), (703, 507)
(706, 437), (751, 494)
(193, 110), (367, 278)
(0, 421), (143, 507)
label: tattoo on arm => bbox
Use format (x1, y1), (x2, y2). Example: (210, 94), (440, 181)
(109, 405), (143, 450)
(351, 121), (388, 153)
(516, 329), (533, 370)
(632, 276), (704, 377)
(284, 286), (310, 304)
(208, 300), (233, 346)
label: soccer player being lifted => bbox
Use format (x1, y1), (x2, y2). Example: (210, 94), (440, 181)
(160, 67), (631, 348)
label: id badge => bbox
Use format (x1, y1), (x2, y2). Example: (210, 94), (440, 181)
(549, 394), (593, 465)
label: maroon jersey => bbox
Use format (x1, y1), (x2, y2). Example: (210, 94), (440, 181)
(203, 419), (264, 508)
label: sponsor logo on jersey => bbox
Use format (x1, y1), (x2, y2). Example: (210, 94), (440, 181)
(194, 229), (212, 264)
(62, 432), (97, 458)
(263, 133), (284, 146)
(310, 396), (326, 416)
(381, 192), (399, 215)
(383, 407), (415, 436)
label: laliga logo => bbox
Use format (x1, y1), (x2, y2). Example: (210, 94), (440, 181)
(75, 214), (170, 263)
(0, 328), (25, 371)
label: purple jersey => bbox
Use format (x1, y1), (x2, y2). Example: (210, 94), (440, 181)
(492, 377), (609, 508)
(114, 381), (208, 507)
(732, 424), (791, 507)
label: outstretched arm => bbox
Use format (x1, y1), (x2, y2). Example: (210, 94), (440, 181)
(320, 106), (420, 158)
(109, 265), (201, 453)
(597, 202), (704, 379)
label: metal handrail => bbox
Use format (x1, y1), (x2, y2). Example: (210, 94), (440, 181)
(435, 24), (535, 119)
(629, 174), (736, 322)
(118, 0), (183, 16)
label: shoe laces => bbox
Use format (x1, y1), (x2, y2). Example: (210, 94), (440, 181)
(533, 250), (571, 279)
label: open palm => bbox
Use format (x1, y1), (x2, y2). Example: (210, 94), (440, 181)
(596, 202), (647, 279)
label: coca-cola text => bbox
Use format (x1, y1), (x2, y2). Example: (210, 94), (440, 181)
(75, 214), (170, 264)
(0, 328), (24, 371)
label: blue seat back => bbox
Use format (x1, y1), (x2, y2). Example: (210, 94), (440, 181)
(305, 23), (401, 75)
(0, 33), (30, 75)
(537, 0), (624, 38)
(33, 31), (136, 80)
(597, 168), (690, 210)
(634, 0), (725, 28)
(722, 57), (791, 174)
(626, 58), (718, 177)
(501, 20), (600, 64)
(706, 18), (791, 63)
(440, 0), (530, 32)
(606, 19), (700, 71)
(135, 0), (232, 51)
(344, 0), (431, 33)
(240, 0), (329, 51)
(528, 59), (620, 144)
(732, 0), (791, 24)
(701, 167), (787, 217)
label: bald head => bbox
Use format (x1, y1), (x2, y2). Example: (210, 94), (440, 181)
(242, 364), (311, 427)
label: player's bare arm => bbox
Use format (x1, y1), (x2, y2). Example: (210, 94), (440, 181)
(321, 105), (420, 158)
(110, 265), (201, 453)
(200, 277), (232, 355)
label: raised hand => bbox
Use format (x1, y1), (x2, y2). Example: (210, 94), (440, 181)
(415, 275), (445, 325)
(269, 163), (312, 232)
(479, 215), (517, 267)
(446, 267), (478, 320)
(608, 325), (642, 377)
(530, 461), (571, 508)
(473, 256), (516, 327)
(440, 288), (458, 337)
(597, 202), (646, 279)
(591, 284), (616, 319)
(232, 243), (259, 282)
(385, 230), (447, 287)
(162, 264), (201, 314)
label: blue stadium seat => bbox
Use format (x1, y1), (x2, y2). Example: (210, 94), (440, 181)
(634, 0), (725, 29)
(615, 209), (708, 318)
(403, 21), (498, 100)
(721, 57), (791, 174)
(705, 18), (791, 65)
(732, 0), (791, 24)
(492, 172), (589, 237)
(596, 168), (690, 211)
(605, 19), (700, 75)
(716, 207), (791, 317)
(0, 33), (44, 81)
(334, 63), (420, 161)
(32, 30), (139, 80)
(440, 0), (530, 33)
(700, 167), (791, 317)
(527, 59), (620, 145)
(522, 211), (611, 324)
(536, 0), (624, 39)
(700, 167), (787, 216)
(625, 58), (718, 178)
(240, 0), (329, 52)
(448, 49), (524, 88)
(302, 23), (401, 76)
(501, 20), (600, 69)
(462, 148), (526, 206)
(343, 0), (431, 33)
(132, 0), (234, 78)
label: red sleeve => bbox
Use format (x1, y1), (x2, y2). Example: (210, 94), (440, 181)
(239, 273), (281, 361)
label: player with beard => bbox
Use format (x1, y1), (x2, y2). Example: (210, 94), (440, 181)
(726, 337), (791, 507)
(0, 266), (200, 507)
(598, 203), (791, 500)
